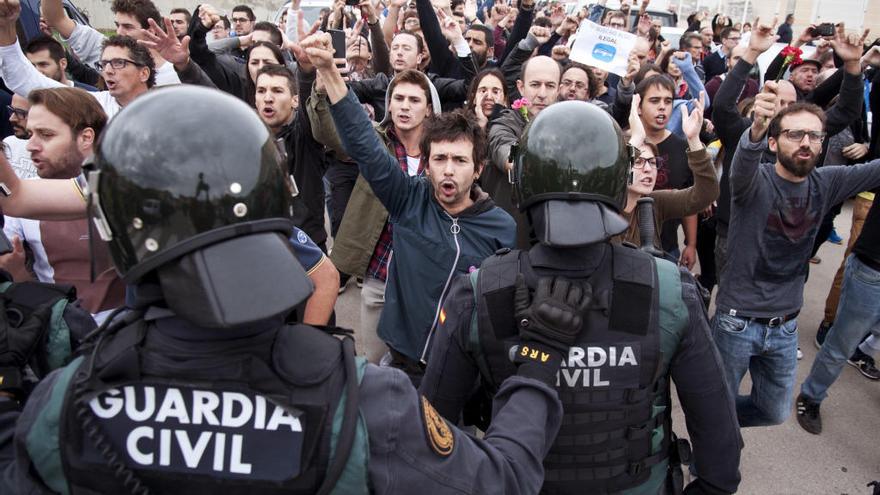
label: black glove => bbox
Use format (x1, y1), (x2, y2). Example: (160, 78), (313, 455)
(511, 275), (591, 387)
(514, 275), (591, 352)
(0, 297), (54, 400)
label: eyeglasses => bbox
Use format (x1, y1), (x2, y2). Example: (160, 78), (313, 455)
(780, 129), (826, 144)
(561, 79), (588, 90)
(97, 58), (143, 71)
(232, 16), (251, 23)
(6, 105), (27, 118)
(633, 157), (658, 169)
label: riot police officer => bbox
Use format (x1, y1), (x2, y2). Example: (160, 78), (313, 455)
(419, 101), (744, 495)
(0, 86), (582, 494)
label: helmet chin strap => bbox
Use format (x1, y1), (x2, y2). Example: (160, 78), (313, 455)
(529, 200), (629, 248)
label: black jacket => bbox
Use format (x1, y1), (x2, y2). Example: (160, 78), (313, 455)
(278, 70), (329, 248)
(702, 50), (727, 81)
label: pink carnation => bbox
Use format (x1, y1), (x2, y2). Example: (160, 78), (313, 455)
(511, 98), (530, 110)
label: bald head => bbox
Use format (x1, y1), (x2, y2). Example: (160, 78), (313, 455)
(518, 56), (561, 118)
(727, 45), (747, 70)
(776, 80), (797, 110)
(632, 38), (651, 66)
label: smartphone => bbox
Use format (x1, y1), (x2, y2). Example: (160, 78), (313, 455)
(329, 29), (346, 60)
(0, 230), (12, 256)
(811, 23), (835, 37)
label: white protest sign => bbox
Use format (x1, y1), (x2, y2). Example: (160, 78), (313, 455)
(569, 19), (637, 77)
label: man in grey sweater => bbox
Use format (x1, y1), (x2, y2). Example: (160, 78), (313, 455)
(713, 77), (880, 427)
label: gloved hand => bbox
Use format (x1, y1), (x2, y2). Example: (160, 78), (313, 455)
(514, 274), (591, 352)
(511, 275), (591, 387)
(0, 297), (54, 400)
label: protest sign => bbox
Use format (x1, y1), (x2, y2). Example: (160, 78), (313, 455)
(569, 20), (637, 77)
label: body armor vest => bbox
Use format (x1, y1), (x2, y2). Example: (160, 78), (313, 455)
(58, 315), (365, 495)
(471, 244), (672, 494)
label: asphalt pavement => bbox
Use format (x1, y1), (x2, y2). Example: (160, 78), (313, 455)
(331, 200), (880, 495)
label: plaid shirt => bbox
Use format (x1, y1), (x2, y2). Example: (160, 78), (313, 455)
(366, 130), (422, 282)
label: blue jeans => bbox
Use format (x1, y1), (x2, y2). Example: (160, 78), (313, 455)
(712, 312), (799, 427)
(802, 254), (880, 402)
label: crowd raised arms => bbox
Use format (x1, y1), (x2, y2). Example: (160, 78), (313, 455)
(0, 0), (877, 492)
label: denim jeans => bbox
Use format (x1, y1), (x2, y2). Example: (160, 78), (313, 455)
(802, 254), (880, 402)
(712, 312), (799, 427)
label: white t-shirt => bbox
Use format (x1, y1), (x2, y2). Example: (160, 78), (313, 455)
(406, 156), (420, 177)
(2, 136), (36, 179)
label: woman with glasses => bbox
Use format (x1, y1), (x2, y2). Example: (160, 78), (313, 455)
(618, 94), (719, 252)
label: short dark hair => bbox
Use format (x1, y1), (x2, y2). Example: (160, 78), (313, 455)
(533, 16), (552, 28)
(606, 10), (627, 25)
(388, 69), (432, 104)
(395, 30), (424, 54)
(466, 68), (506, 113)
(768, 102), (826, 139)
(466, 24), (494, 47)
(421, 109), (486, 170)
(680, 32), (702, 50)
(634, 63), (662, 86)
(636, 74), (675, 100)
(232, 5), (256, 20)
(216, 15), (229, 30)
(110, 0), (162, 28)
(562, 62), (598, 98)
(256, 64), (297, 96)
(450, 0), (464, 10)
(253, 21), (283, 46)
(169, 8), (191, 22)
(246, 41), (285, 82)
(24, 35), (66, 63)
(28, 87), (107, 137)
(720, 26), (739, 39)
(102, 35), (156, 87)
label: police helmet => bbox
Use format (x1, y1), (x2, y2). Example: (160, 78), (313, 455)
(89, 86), (312, 326)
(513, 101), (632, 246)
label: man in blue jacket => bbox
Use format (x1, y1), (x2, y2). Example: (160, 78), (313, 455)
(302, 32), (516, 381)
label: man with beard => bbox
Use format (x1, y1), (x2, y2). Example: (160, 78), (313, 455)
(0, 87), (125, 324)
(24, 35), (97, 91)
(304, 32), (515, 378)
(712, 89), (880, 428)
(2, 94), (36, 179)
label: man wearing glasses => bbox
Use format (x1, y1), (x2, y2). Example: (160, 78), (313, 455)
(702, 27), (740, 81)
(712, 78), (880, 428)
(3, 95), (36, 179)
(231, 5), (256, 36)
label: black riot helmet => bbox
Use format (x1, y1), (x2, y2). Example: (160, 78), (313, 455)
(512, 101), (632, 247)
(89, 86), (312, 327)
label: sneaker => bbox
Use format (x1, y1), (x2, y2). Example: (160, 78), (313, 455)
(797, 347), (803, 360)
(828, 228), (844, 245)
(796, 394), (822, 435)
(815, 321), (832, 349)
(848, 349), (880, 380)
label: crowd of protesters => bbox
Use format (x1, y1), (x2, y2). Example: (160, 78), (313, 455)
(0, 0), (879, 488)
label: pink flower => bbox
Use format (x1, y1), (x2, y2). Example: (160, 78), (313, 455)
(511, 97), (529, 110)
(512, 98), (530, 121)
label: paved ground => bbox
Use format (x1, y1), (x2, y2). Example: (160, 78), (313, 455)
(331, 200), (880, 495)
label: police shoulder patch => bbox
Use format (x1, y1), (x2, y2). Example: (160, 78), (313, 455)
(420, 396), (454, 457)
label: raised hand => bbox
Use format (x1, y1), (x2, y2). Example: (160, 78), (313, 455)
(0, 0), (21, 27)
(438, 8), (464, 44)
(621, 51), (640, 86)
(628, 94), (646, 148)
(198, 4), (220, 29)
(528, 25), (552, 45)
(750, 80), (778, 140)
(830, 23), (870, 63)
(301, 32), (336, 72)
(140, 17), (191, 69)
(359, 0), (378, 24)
(862, 45), (880, 67)
(795, 24), (818, 47)
(747, 17), (779, 56)
(681, 92), (705, 143)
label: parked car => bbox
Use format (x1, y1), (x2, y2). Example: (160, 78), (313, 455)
(17, 0), (91, 43)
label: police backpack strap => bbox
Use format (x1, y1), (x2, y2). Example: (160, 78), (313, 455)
(318, 335), (361, 495)
(471, 248), (522, 391)
(609, 243), (655, 336)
